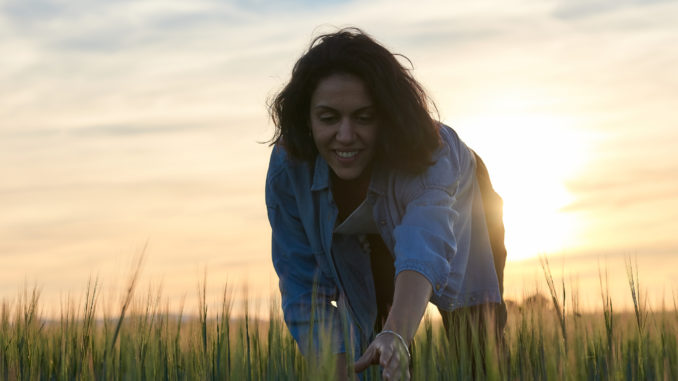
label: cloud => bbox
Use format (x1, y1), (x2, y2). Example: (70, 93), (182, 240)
(1, 0), (65, 24)
(69, 123), (218, 137)
(551, 0), (673, 20)
(0, 123), (222, 139)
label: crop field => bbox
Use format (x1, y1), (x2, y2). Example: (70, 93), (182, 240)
(1, 258), (676, 380)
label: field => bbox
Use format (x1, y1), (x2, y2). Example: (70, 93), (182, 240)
(1, 258), (676, 380)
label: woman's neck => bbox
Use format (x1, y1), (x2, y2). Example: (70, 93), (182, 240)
(331, 168), (372, 222)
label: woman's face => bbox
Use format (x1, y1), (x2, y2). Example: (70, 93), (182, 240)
(309, 73), (378, 181)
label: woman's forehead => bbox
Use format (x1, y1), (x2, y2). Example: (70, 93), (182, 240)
(310, 73), (373, 108)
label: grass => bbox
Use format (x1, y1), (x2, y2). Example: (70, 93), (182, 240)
(0, 257), (676, 380)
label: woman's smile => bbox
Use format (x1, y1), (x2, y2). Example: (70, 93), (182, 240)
(336, 150), (359, 159)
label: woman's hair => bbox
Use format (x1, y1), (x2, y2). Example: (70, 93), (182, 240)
(269, 27), (440, 174)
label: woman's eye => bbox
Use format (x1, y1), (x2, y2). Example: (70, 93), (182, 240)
(318, 114), (337, 123)
(356, 114), (375, 123)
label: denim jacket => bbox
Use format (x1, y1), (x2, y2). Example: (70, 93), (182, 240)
(265, 124), (501, 357)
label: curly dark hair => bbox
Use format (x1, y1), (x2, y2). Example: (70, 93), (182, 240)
(268, 27), (441, 174)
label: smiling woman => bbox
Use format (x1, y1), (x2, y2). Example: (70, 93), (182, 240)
(265, 28), (507, 380)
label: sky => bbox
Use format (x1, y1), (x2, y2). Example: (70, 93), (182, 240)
(1, 0), (677, 315)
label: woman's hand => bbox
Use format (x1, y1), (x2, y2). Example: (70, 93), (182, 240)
(353, 270), (431, 380)
(354, 331), (410, 380)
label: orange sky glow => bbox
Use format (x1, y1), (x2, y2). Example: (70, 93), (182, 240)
(1, 0), (677, 316)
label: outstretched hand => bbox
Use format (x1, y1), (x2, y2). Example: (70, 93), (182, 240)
(354, 332), (410, 381)
(354, 271), (431, 381)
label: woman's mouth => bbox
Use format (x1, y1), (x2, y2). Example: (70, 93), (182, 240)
(335, 150), (359, 159)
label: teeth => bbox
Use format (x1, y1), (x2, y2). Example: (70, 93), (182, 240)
(336, 151), (358, 158)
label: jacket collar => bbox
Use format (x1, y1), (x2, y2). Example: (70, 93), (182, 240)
(310, 155), (330, 192)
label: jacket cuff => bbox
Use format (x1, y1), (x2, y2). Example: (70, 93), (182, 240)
(394, 258), (449, 298)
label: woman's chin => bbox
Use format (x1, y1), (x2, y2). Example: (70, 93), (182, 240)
(331, 168), (364, 181)
(329, 162), (373, 183)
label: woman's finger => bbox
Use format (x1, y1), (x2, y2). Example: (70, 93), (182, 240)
(356, 334), (409, 376)
(382, 349), (403, 381)
(379, 344), (394, 368)
(354, 345), (378, 373)
(386, 365), (410, 381)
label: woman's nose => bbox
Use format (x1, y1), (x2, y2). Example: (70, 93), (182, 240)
(335, 119), (355, 144)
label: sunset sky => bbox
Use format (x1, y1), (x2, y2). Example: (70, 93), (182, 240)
(2, 0), (677, 314)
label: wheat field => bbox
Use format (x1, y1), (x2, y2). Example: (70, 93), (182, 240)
(1, 257), (676, 380)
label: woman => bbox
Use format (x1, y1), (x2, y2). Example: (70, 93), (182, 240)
(266, 28), (506, 380)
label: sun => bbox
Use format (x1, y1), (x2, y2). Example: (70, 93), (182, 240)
(452, 113), (588, 261)
(501, 174), (576, 260)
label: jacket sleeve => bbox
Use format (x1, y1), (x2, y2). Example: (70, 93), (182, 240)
(391, 132), (473, 298)
(265, 146), (344, 355)
(392, 188), (457, 297)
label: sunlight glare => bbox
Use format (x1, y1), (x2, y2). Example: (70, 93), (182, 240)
(453, 114), (588, 261)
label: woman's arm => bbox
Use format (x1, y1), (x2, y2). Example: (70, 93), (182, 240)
(382, 270), (433, 343)
(354, 270), (432, 380)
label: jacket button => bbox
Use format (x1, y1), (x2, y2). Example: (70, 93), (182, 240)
(380, 220), (386, 225)
(436, 284), (442, 290)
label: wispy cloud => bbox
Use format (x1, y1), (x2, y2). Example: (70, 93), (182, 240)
(551, 0), (674, 20)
